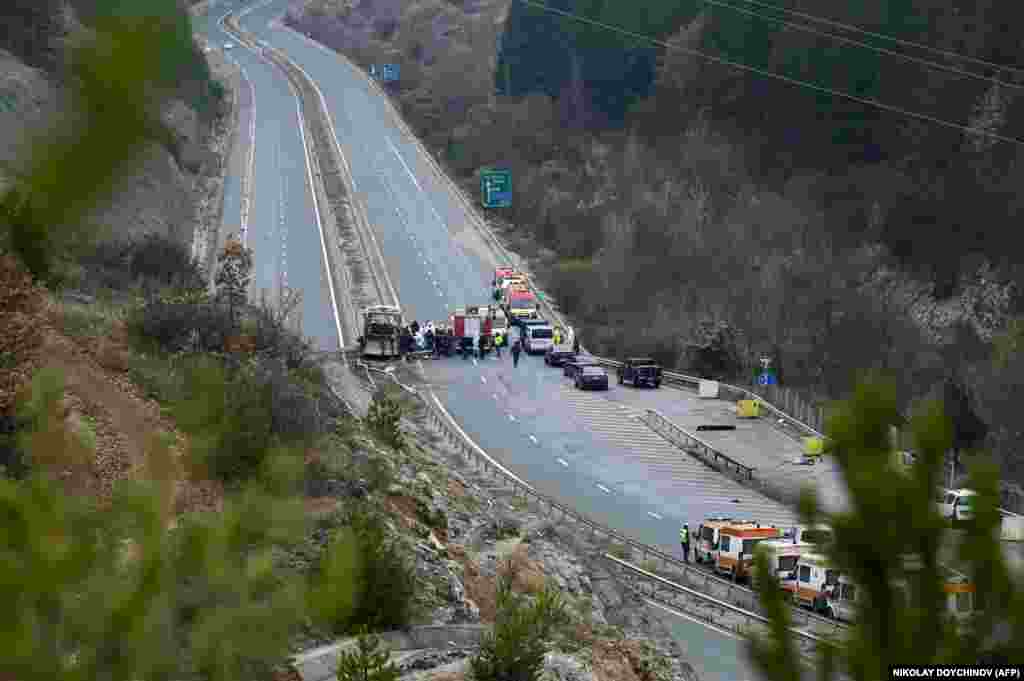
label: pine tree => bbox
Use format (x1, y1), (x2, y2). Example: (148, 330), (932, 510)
(335, 628), (400, 681)
(214, 235), (254, 331)
(750, 374), (1024, 680)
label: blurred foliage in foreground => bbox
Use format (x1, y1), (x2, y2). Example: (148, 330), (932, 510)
(0, 361), (363, 681)
(750, 374), (1024, 680)
(0, 0), (218, 287)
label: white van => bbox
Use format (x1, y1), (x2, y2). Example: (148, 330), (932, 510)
(936, 488), (976, 522)
(523, 324), (554, 354)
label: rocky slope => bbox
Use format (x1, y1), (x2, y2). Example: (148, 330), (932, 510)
(294, 367), (703, 681)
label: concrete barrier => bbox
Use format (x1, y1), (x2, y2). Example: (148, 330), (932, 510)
(698, 380), (719, 399)
(293, 625), (490, 681)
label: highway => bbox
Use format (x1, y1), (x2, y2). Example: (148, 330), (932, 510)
(195, 3), (816, 678)
(201, 5), (339, 351)
(227, 0), (806, 539)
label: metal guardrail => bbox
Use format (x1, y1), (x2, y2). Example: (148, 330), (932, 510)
(412, 386), (846, 635)
(640, 408), (756, 481)
(602, 554), (843, 648)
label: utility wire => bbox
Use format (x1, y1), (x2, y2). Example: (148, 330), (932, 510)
(698, 0), (1024, 92)
(516, 0), (1024, 147)
(706, 0), (1024, 80)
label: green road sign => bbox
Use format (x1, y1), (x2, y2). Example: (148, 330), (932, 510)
(481, 168), (512, 208)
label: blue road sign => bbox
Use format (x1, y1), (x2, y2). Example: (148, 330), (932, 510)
(481, 169), (512, 208)
(758, 373), (777, 386)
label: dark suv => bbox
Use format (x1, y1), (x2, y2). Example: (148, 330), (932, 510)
(618, 357), (662, 388)
(564, 358), (600, 379)
(545, 346), (577, 367)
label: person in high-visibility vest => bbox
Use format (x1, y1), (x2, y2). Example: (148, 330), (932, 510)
(494, 330), (504, 358)
(679, 524), (690, 563)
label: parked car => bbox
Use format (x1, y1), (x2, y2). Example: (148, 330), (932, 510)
(936, 488), (976, 522)
(618, 357), (662, 388)
(575, 366), (609, 391)
(564, 358), (601, 379)
(545, 346), (577, 367)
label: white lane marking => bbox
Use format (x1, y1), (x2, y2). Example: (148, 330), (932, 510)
(282, 41), (345, 348)
(386, 136), (449, 229)
(556, 458), (569, 467)
(493, 394), (499, 400)
(647, 511), (663, 520)
(286, 46), (399, 308)
(529, 435), (538, 444)
(596, 483), (611, 494)
(508, 414), (516, 421)
(480, 376), (486, 384)
(472, 358), (478, 366)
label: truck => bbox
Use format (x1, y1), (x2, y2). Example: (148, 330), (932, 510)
(450, 306), (493, 346)
(492, 267), (525, 302)
(504, 284), (539, 321)
(359, 304), (404, 359)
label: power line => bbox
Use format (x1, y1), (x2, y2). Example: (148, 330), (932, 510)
(515, 0), (1024, 147)
(713, 0), (1024, 80)
(698, 0), (1024, 92)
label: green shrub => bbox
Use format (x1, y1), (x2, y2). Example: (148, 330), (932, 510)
(366, 391), (404, 452)
(335, 628), (400, 681)
(313, 506), (417, 634)
(128, 299), (230, 354)
(470, 568), (569, 681)
(173, 359), (275, 485)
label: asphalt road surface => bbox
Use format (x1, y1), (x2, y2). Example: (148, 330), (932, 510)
(197, 3), (791, 678)
(201, 6), (339, 352)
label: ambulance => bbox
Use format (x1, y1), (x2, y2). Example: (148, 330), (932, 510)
(714, 522), (783, 582)
(751, 540), (814, 590)
(826, 564), (975, 625)
(694, 517), (740, 565)
(790, 552), (840, 613)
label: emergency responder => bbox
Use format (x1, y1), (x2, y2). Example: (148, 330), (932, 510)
(679, 524), (690, 563)
(553, 327), (562, 345)
(573, 333), (580, 354)
(494, 330), (504, 358)
(512, 339), (522, 367)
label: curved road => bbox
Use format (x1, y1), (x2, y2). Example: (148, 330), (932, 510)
(201, 3), (339, 351)
(195, 3), (782, 678)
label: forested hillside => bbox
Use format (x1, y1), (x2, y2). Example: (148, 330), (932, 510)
(288, 0), (1024, 491)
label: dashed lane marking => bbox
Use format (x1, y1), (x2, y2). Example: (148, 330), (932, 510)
(647, 511), (663, 520)
(529, 435), (538, 444)
(556, 458), (569, 467)
(596, 483), (612, 494)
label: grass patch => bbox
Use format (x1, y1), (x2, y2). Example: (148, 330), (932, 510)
(608, 543), (631, 560)
(54, 301), (123, 342)
(126, 352), (187, 404)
